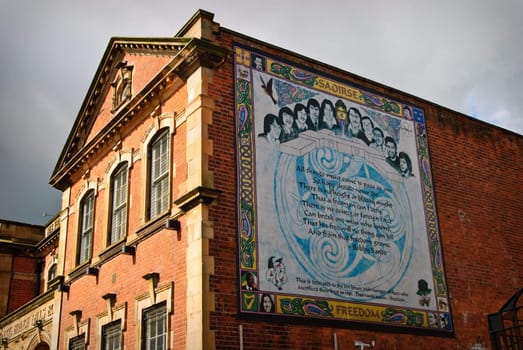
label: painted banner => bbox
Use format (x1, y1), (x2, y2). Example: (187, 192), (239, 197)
(235, 44), (452, 332)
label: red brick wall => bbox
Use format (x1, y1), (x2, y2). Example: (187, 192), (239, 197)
(59, 81), (188, 349)
(428, 107), (523, 345)
(60, 226), (186, 347)
(8, 256), (39, 313)
(205, 28), (523, 349)
(208, 31), (241, 350)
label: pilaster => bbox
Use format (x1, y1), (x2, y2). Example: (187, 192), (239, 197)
(176, 9), (219, 40)
(52, 188), (71, 350)
(184, 66), (215, 191)
(181, 66), (216, 350)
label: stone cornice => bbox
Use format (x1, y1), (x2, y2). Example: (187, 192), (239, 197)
(112, 38), (191, 56)
(0, 289), (55, 328)
(35, 229), (59, 252)
(0, 239), (38, 256)
(175, 38), (230, 80)
(173, 186), (221, 212)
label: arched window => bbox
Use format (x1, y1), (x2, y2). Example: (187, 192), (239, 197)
(109, 163), (128, 245)
(47, 263), (57, 282)
(148, 129), (170, 219)
(77, 190), (95, 265)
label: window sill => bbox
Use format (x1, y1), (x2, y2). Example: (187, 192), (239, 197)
(48, 275), (65, 291)
(67, 261), (91, 282)
(130, 211), (171, 245)
(98, 239), (126, 263)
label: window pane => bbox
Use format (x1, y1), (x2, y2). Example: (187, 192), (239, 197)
(149, 130), (169, 219)
(48, 264), (57, 281)
(69, 334), (85, 350)
(82, 194), (94, 233)
(143, 303), (166, 350)
(78, 192), (94, 264)
(80, 231), (92, 262)
(103, 321), (121, 350)
(110, 165), (128, 244)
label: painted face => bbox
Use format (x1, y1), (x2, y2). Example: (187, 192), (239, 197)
(297, 109), (307, 124)
(362, 119), (373, 133)
(349, 109), (361, 134)
(335, 107), (347, 121)
(254, 57), (263, 70)
(269, 120), (281, 139)
(282, 112), (293, 128)
(246, 273), (255, 286)
(262, 296), (273, 312)
(373, 130), (384, 145)
(309, 105), (320, 123)
(403, 108), (412, 119)
(324, 105), (335, 126)
(400, 158), (408, 172)
(428, 313), (438, 327)
(385, 141), (397, 159)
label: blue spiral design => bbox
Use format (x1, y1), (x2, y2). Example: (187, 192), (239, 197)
(275, 147), (413, 301)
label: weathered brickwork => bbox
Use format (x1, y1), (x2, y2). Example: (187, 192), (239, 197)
(58, 72), (190, 348)
(204, 24), (522, 349)
(8, 257), (39, 313)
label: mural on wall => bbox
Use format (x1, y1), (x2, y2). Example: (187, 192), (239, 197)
(235, 44), (452, 332)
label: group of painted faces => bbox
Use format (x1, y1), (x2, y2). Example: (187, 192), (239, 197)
(259, 98), (414, 176)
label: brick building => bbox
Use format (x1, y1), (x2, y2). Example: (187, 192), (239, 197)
(0, 218), (60, 349)
(1, 9), (522, 350)
(0, 220), (44, 317)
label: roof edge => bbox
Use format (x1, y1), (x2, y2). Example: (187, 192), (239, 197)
(175, 9), (215, 38)
(49, 37), (193, 189)
(220, 27), (522, 138)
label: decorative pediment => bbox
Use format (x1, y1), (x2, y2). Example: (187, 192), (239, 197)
(50, 37), (228, 191)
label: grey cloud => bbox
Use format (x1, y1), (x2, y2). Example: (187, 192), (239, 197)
(1, 0), (521, 224)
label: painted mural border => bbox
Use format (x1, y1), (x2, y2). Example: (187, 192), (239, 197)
(234, 42), (452, 332)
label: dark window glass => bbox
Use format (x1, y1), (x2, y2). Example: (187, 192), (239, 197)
(78, 191), (94, 264)
(109, 163), (128, 244)
(69, 334), (85, 350)
(102, 320), (121, 350)
(149, 129), (169, 219)
(142, 302), (166, 350)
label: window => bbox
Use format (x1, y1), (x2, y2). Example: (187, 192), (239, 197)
(78, 191), (95, 265)
(148, 129), (170, 219)
(69, 334), (85, 350)
(48, 263), (57, 281)
(109, 163), (128, 244)
(142, 303), (166, 350)
(96, 306), (127, 350)
(102, 321), (121, 350)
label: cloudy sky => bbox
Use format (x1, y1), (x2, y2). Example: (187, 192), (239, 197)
(1, 0), (522, 225)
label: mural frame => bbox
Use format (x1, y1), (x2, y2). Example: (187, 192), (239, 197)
(234, 43), (453, 333)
